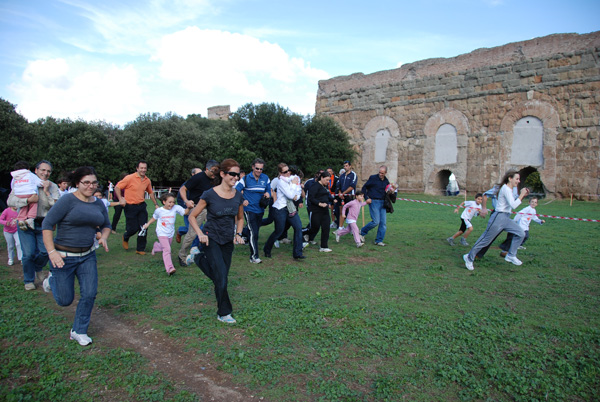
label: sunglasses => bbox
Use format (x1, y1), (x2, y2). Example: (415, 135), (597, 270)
(254, 167), (263, 171)
(281, 170), (290, 174)
(226, 171), (241, 178)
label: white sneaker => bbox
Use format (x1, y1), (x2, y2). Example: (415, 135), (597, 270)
(274, 240), (280, 249)
(70, 330), (93, 346)
(8, 259), (14, 266)
(190, 246), (201, 256)
(24, 283), (36, 290)
(43, 272), (52, 293)
(250, 256), (262, 264)
(334, 231), (340, 243)
(329, 222), (338, 229)
(463, 254), (474, 271)
(25, 218), (36, 230)
(302, 242), (309, 249)
(518, 245), (526, 250)
(309, 241), (317, 245)
(360, 235), (365, 243)
(375, 242), (386, 247)
(280, 238), (292, 244)
(356, 242), (364, 248)
(460, 237), (469, 246)
(319, 248), (332, 252)
(303, 234), (309, 242)
(217, 314), (236, 324)
(185, 254), (194, 266)
(504, 255), (523, 266)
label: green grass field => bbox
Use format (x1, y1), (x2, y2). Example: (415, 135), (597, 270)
(1, 194), (599, 401)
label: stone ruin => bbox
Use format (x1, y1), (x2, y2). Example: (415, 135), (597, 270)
(207, 105), (231, 121)
(315, 31), (600, 199)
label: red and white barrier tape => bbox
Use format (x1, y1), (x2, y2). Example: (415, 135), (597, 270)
(397, 198), (600, 223)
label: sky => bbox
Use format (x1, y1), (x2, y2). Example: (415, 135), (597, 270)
(1, 0), (598, 126)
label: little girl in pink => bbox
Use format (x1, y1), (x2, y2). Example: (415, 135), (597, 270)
(142, 193), (189, 275)
(335, 190), (370, 247)
(0, 206), (22, 265)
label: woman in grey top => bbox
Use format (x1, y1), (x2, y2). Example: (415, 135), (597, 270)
(42, 166), (111, 346)
(189, 159), (245, 324)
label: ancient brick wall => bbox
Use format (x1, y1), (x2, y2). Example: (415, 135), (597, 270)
(316, 32), (600, 198)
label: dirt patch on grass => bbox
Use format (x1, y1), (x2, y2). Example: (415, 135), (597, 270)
(1, 253), (265, 401)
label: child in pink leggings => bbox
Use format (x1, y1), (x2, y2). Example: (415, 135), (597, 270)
(335, 190), (369, 247)
(10, 161), (45, 230)
(142, 193), (188, 275)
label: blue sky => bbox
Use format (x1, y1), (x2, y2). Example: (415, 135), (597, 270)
(1, 0), (598, 125)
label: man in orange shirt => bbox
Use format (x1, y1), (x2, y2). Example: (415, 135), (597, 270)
(114, 161), (159, 255)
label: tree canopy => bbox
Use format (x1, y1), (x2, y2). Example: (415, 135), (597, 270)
(0, 98), (354, 189)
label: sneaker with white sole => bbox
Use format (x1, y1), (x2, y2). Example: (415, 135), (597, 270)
(360, 235), (365, 243)
(518, 245), (526, 250)
(319, 248), (332, 252)
(274, 240), (280, 248)
(190, 246), (201, 256)
(303, 234), (309, 242)
(250, 256), (262, 264)
(460, 238), (469, 246)
(25, 218), (36, 230)
(24, 282), (36, 290)
(329, 222), (338, 229)
(70, 330), (92, 346)
(43, 272), (52, 293)
(18, 221), (28, 231)
(309, 241), (317, 245)
(375, 242), (386, 247)
(302, 242), (309, 249)
(185, 254), (194, 266)
(446, 237), (455, 246)
(504, 255), (523, 266)
(356, 242), (364, 248)
(335, 231), (340, 243)
(280, 238), (292, 244)
(8, 259), (14, 266)
(463, 254), (474, 271)
(217, 314), (236, 324)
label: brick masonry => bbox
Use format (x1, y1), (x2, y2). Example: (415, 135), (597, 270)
(315, 32), (600, 199)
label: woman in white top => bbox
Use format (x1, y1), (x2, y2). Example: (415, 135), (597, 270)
(263, 163), (306, 260)
(463, 170), (529, 271)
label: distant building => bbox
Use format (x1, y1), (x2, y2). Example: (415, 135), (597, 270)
(208, 105), (231, 121)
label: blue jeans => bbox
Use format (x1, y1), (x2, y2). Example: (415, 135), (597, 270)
(49, 252), (98, 334)
(244, 210), (264, 259)
(18, 223), (48, 284)
(360, 199), (387, 243)
(264, 207), (304, 258)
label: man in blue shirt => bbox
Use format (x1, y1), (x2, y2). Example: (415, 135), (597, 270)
(236, 158), (271, 263)
(360, 165), (390, 246)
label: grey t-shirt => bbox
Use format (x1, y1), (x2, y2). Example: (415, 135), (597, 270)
(201, 188), (243, 245)
(42, 193), (111, 248)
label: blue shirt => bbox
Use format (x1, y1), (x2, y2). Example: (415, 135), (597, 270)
(339, 170), (357, 195)
(235, 173), (271, 214)
(362, 174), (389, 200)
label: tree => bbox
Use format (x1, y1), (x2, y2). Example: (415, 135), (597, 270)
(0, 98), (37, 174)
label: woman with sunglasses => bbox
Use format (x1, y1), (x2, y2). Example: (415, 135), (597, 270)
(42, 166), (111, 346)
(263, 163), (306, 260)
(189, 159), (245, 324)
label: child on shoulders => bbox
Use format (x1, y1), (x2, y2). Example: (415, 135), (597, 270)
(10, 161), (46, 230)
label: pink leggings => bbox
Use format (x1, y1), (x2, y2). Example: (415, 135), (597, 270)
(16, 194), (37, 220)
(337, 222), (361, 243)
(152, 236), (175, 273)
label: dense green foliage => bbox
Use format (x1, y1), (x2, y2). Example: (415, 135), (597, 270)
(0, 98), (353, 187)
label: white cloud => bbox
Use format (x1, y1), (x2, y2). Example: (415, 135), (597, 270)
(11, 58), (144, 125)
(154, 27), (329, 98)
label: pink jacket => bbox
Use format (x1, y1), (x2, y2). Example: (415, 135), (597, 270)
(0, 208), (18, 233)
(342, 200), (367, 221)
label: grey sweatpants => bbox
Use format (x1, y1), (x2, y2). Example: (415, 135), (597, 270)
(466, 211), (525, 262)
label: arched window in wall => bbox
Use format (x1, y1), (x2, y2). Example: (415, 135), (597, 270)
(374, 129), (390, 162)
(434, 123), (458, 165)
(511, 117), (543, 166)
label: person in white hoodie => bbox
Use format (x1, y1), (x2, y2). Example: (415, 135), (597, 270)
(10, 161), (45, 230)
(499, 196), (545, 254)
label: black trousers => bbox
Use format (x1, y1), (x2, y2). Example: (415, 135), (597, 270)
(308, 208), (330, 248)
(111, 204), (123, 231)
(124, 203), (148, 252)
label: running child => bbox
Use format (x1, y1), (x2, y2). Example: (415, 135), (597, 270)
(10, 161), (45, 230)
(335, 190), (370, 247)
(0, 206), (22, 265)
(447, 193), (483, 246)
(499, 196), (545, 254)
(142, 192), (189, 275)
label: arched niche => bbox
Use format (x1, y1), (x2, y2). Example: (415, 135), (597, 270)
(499, 100), (559, 194)
(361, 116), (400, 184)
(423, 108), (469, 194)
